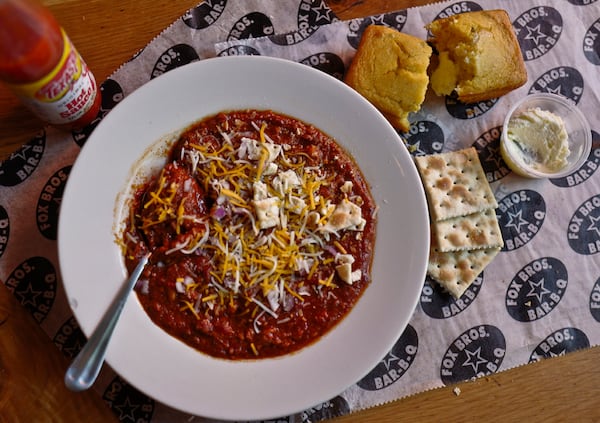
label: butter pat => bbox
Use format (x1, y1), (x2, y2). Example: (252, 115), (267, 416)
(505, 107), (570, 173)
(430, 51), (459, 97)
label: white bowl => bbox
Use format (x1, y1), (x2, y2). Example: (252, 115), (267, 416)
(500, 93), (591, 179)
(58, 56), (430, 420)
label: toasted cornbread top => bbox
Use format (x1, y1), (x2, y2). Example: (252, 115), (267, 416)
(427, 9), (527, 102)
(345, 25), (432, 132)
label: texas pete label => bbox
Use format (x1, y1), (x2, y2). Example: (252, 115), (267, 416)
(8, 30), (98, 125)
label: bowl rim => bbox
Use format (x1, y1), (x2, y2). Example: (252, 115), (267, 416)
(501, 92), (592, 179)
(57, 55), (431, 420)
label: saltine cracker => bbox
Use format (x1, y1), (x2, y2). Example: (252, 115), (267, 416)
(434, 208), (504, 252)
(415, 147), (497, 222)
(428, 233), (501, 298)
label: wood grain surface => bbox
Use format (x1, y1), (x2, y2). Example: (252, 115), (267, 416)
(1, 1), (600, 422)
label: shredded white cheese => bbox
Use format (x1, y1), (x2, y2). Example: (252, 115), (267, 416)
(135, 118), (369, 328)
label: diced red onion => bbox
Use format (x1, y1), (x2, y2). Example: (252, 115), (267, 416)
(211, 205), (227, 220)
(324, 245), (337, 256)
(135, 279), (149, 295)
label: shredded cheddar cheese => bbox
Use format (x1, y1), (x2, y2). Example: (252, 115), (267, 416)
(125, 112), (374, 358)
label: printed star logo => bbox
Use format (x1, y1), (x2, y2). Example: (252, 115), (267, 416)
(311, 1), (332, 24)
(409, 140), (428, 156)
(462, 347), (488, 373)
(114, 396), (139, 422)
(484, 145), (504, 168)
(369, 14), (386, 26)
(15, 284), (42, 308)
(525, 24), (546, 45)
(382, 351), (400, 371)
(527, 278), (551, 303)
(9, 144), (32, 162)
(506, 210), (529, 232)
(547, 86), (563, 96)
(587, 214), (600, 237)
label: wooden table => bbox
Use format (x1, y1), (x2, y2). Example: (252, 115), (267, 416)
(1, 1), (599, 422)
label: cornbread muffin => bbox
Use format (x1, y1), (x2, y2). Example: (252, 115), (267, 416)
(427, 9), (527, 103)
(345, 25), (432, 132)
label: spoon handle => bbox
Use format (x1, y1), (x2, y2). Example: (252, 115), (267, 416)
(64, 253), (150, 392)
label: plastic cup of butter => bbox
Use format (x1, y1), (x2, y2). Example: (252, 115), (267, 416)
(500, 93), (591, 179)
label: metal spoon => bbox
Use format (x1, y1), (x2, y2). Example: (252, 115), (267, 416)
(64, 253), (151, 391)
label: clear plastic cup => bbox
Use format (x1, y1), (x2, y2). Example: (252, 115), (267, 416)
(500, 93), (591, 179)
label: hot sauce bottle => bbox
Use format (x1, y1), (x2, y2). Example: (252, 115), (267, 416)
(0, 0), (101, 130)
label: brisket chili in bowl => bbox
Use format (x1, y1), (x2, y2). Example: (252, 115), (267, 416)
(121, 110), (377, 360)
